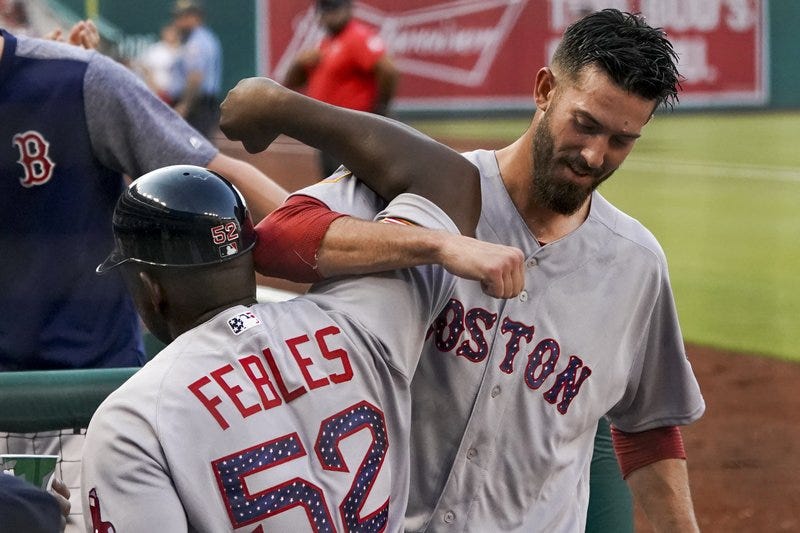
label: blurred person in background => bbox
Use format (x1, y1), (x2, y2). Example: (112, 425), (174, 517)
(284, 0), (398, 177)
(0, 20), (285, 530)
(135, 23), (181, 105)
(0, 22), (284, 372)
(0, 0), (31, 36)
(170, 0), (222, 140)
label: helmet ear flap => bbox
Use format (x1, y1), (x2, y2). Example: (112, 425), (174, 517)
(97, 165), (256, 274)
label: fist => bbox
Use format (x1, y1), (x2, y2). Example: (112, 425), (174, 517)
(219, 78), (287, 153)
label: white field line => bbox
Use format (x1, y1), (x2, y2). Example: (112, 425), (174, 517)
(623, 157), (800, 184)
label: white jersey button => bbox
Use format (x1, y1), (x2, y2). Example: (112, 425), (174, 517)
(467, 448), (478, 460)
(444, 510), (456, 523)
(527, 258), (538, 268)
(519, 290), (528, 302)
(491, 386), (501, 398)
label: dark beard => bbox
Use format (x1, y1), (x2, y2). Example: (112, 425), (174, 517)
(531, 113), (608, 215)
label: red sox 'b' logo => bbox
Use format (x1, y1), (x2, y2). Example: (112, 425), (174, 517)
(13, 130), (56, 187)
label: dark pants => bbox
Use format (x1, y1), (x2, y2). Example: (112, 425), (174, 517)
(186, 95), (220, 141)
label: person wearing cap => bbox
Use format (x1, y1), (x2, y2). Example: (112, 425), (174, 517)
(170, 0), (222, 139)
(284, 0), (399, 178)
(81, 90), (523, 531)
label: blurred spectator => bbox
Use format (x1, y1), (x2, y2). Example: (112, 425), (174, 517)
(284, 0), (398, 177)
(136, 24), (181, 105)
(0, 0), (31, 35)
(170, 0), (222, 140)
(0, 23), (285, 529)
(0, 26), (286, 372)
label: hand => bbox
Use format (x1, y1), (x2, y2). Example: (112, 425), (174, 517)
(219, 77), (287, 153)
(49, 477), (71, 532)
(439, 235), (525, 298)
(45, 20), (100, 50)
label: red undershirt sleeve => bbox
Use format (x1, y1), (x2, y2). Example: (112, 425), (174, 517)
(610, 424), (687, 479)
(253, 195), (347, 282)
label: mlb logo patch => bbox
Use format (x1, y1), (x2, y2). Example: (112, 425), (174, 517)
(220, 242), (239, 258)
(227, 311), (261, 335)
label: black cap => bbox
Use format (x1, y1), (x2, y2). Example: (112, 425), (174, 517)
(316, 0), (350, 12)
(97, 165), (256, 274)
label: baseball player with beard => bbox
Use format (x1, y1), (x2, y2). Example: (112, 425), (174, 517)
(81, 97), (524, 532)
(221, 9), (705, 533)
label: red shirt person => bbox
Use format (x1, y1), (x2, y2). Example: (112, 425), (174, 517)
(284, 0), (399, 177)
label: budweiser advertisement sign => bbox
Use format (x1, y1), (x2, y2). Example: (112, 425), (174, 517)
(260, 0), (767, 111)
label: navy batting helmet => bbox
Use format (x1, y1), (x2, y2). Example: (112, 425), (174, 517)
(97, 165), (256, 274)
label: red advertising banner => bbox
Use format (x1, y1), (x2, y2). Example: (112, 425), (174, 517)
(260, 0), (766, 111)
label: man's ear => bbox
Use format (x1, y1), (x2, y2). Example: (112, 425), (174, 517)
(139, 271), (166, 315)
(533, 67), (557, 112)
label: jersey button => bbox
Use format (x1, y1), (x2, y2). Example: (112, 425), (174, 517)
(491, 386), (501, 398)
(519, 290), (529, 302)
(467, 448), (478, 460)
(527, 258), (538, 268)
(444, 510), (456, 523)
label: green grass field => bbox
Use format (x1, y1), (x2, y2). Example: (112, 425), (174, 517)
(413, 112), (800, 361)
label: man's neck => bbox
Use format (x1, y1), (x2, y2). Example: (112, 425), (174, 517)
(495, 131), (589, 244)
(0, 35), (5, 62)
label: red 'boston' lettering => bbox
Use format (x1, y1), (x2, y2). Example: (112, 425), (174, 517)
(456, 307), (497, 362)
(543, 355), (592, 414)
(427, 304), (592, 414)
(524, 338), (560, 390)
(430, 299), (464, 352)
(499, 318), (534, 374)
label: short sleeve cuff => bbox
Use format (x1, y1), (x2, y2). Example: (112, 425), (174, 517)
(375, 193), (459, 235)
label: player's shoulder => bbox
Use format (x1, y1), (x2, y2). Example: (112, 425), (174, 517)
(15, 33), (94, 64)
(591, 192), (669, 267)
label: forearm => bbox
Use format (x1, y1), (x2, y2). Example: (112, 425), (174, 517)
(373, 57), (398, 115)
(220, 78), (480, 235)
(255, 196), (524, 298)
(177, 71), (203, 112)
(316, 216), (447, 277)
(626, 459), (699, 533)
(207, 153), (289, 222)
(283, 61), (308, 90)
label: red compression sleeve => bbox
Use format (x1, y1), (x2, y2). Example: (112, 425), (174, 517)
(254, 195), (347, 282)
(610, 425), (686, 479)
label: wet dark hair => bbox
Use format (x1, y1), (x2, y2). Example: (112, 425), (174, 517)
(551, 9), (681, 109)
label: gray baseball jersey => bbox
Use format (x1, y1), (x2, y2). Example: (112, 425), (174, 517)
(296, 150), (706, 532)
(81, 192), (458, 532)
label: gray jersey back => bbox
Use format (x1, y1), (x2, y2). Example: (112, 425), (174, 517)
(295, 151), (705, 532)
(81, 193), (457, 532)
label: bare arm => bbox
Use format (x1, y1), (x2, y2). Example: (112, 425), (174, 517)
(318, 217), (524, 298)
(255, 196), (525, 298)
(372, 55), (398, 116)
(174, 70), (203, 118)
(206, 153), (289, 222)
(626, 459), (700, 533)
(219, 77), (480, 236)
(282, 49), (320, 90)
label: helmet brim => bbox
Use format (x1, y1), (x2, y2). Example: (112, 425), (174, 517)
(96, 249), (130, 274)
